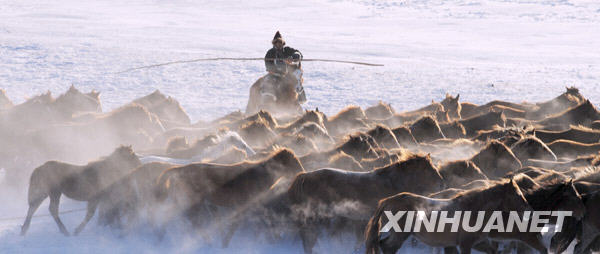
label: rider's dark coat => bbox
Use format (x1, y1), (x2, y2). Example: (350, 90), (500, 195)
(264, 46), (302, 74)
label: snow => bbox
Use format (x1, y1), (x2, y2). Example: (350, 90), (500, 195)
(0, 0), (597, 253)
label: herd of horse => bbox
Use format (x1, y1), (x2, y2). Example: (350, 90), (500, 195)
(4, 86), (600, 253)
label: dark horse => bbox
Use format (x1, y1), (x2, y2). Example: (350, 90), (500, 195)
(365, 179), (531, 254)
(288, 154), (445, 253)
(21, 146), (142, 236)
(246, 65), (303, 116)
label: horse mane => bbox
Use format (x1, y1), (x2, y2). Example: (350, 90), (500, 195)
(166, 136), (189, 153)
(329, 105), (365, 121)
(568, 124), (600, 133)
(329, 151), (363, 170)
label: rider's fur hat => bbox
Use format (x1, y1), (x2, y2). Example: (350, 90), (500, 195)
(272, 31), (285, 45)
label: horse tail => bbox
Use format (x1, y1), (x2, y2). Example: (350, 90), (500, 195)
(550, 215), (581, 253)
(365, 199), (387, 254)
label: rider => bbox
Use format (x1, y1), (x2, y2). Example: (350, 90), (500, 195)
(265, 31), (306, 103)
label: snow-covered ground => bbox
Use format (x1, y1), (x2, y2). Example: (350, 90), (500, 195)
(1, 0), (598, 253)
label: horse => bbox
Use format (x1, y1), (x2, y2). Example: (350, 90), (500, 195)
(288, 154), (445, 253)
(470, 140), (522, 179)
(440, 93), (461, 120)
(459, 110), (506, 137)
(548, 139), (600, 159)
(245, 66), (303, 116)
(438, 160), (488, 188)
(409, 115), (445, 143)
(275, 109), (327, 134)
(274, 133), (319, 157)
(324, 106), (370, 138)
(510, 136), (557, 162)
(367, 125), (401, 150)
(95, 161), (176, 231)
(328, 152), (365, 172)
(528, 86), (586, 120)
(155, 148), (304, 247)
(365, 101), (395, 120)
(238, 117), (278, 149)
(132, 89), (191, 128)
(536, 100), (600, 130)
(533, 126), (600, 144)
(140, 131), (255, 164)
(439, 120), (467, 139)
(391, 126), (419, 148)
(299, 133), (379, 171)
(20, 145), (142, 236)
(365, 179), (531, 254)
(294, 122), (335, 150)
(208, 147), (248, 164)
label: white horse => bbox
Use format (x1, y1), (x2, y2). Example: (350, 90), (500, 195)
(139, 131), (255, 165)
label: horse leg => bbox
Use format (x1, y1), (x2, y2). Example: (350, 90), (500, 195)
(519, 233), (547, 254)
(221, 222), (239, 248)
(458, 241), (475, 254)
(74, 199), (99, 235)
(444, 247), (459, 254)
(380, 232), (410, 254)
(574, 223), (599, 254)
(299, 222), (319, 254)
(20, 193), (46, 236)
(49, 190), (69, 236)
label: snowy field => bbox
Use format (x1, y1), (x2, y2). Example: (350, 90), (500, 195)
(1, 0), (599, 253)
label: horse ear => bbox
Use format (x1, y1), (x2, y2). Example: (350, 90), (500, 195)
(316, 107), (320, 112)
(456, 94), (460, 100)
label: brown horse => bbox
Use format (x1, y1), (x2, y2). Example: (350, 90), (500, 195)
(155, 148), (304, 246)
(246, 67), (303, 116)
(365, 179), (530, 254)
(96, 161), (176, 230)
(409, 115), (445, 143)
(274, 133), (319, 157)
(528, 86), (585, 120)
(367, 125), (401, 150)
(289, 154), (445, 253)
(132, 89), (191, 128)
(299, 133), (379, 171)
(276, 109), (327, 134)
(365, 101), (395, 120)
(294, 122), (335, 150)
(439, 120), (467, 139)
(548, 139), (600, 159)
(391, 126), (419, 148)
(440, 93), (461, 120)
(459, 110), (506, 137)
(536, 100), (600, 130)
(328, 152), (364, 172)
(20, 146), (142, 236)
(533, 126), (600, 144)
(510, 136), (557, 162)
(438, 160), (488, 188)
(470, 140), (522, 179)
(324, 106), (370, 138)
(238, 117), (278, 149)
